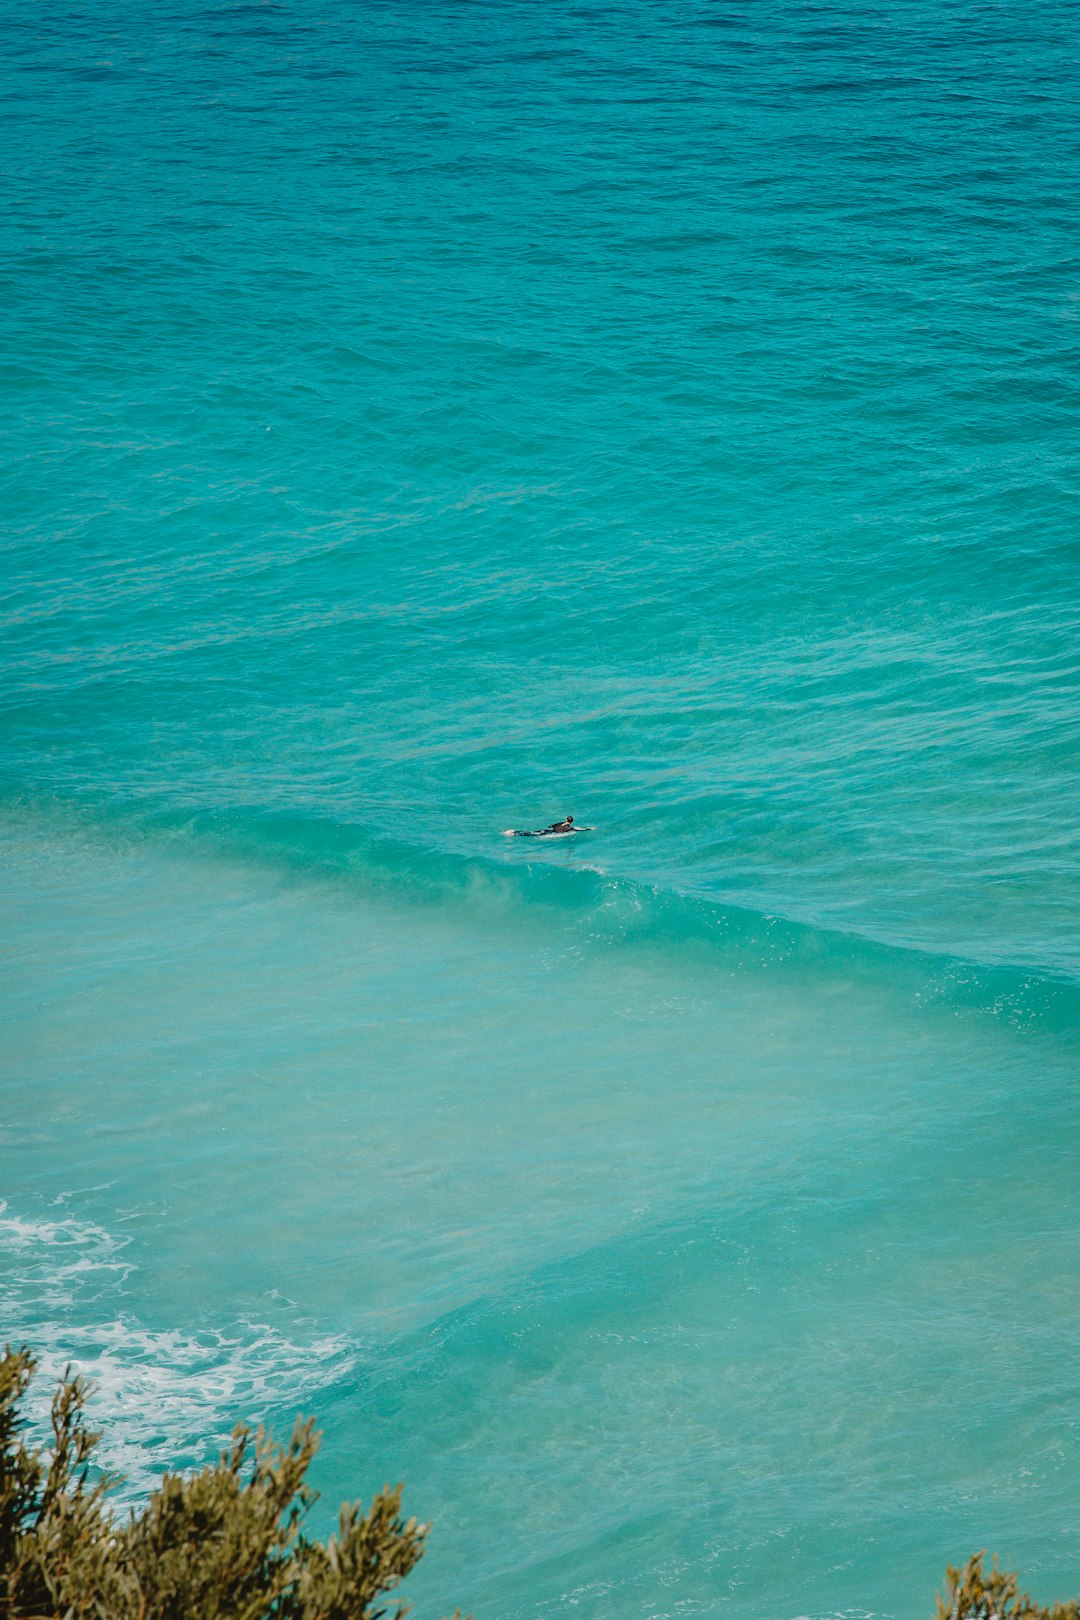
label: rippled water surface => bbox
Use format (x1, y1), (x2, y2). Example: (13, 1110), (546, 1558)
(2, 2), (1079, 1616)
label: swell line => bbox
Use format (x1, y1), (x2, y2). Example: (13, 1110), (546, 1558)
(3, 788), (1078, 1035)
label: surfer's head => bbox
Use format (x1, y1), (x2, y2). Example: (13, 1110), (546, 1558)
(565, 814), (573, 824)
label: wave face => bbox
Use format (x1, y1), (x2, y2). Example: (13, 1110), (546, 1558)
(2, 0), (1080, 1616)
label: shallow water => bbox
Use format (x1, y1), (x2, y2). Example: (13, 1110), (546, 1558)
(2, 2), (1079, 1616)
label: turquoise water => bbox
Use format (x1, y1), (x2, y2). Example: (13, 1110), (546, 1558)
(2, 1), (1080, 1615)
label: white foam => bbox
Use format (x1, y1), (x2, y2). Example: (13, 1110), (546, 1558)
(0, 1202), (354, 1502)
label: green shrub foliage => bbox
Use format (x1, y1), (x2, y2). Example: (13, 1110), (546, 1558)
(937, 1554), (1079, 1620)
(0, 1346), (459, 1620)
(4, 1345), (1078, 1620)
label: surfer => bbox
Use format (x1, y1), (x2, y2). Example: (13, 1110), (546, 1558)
(506, 814), (590, 838)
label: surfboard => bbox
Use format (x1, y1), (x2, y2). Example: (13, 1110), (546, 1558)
(503, 826), (595, 838)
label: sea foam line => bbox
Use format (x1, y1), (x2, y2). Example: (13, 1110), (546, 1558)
(0, 1201), (354, 1501)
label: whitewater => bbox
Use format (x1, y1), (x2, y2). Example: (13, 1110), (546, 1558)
(2, 1), (1079, 1616)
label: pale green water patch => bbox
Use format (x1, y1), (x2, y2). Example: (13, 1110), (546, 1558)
(3, 813), (1079, 1618)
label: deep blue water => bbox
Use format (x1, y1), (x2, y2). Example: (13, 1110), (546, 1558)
(2, 3), (1079, 1616)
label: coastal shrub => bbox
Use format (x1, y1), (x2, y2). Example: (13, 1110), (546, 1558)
(936, 1554), (1080, 1620)
(0, 1345), (458, 1620)
(4, 1347), (1078, 1620)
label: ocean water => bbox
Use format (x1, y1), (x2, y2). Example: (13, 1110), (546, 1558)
(2, 1), (1079, 1616)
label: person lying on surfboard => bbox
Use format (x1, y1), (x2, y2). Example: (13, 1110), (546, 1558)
(506, 814), (594, 838)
